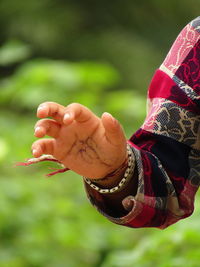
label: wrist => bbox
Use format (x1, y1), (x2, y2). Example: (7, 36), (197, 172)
(91, 158), (128, 188)
(83, 143), (135, 194)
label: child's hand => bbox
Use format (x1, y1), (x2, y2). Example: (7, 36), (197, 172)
(32, 102), (127, 179)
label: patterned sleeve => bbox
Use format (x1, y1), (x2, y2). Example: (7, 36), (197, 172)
(84, 17), (200, 229)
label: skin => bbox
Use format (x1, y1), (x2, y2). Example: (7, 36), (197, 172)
(32, 102), (128, 180)
(32, 101), (138, 216)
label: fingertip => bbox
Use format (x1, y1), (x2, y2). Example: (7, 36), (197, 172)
(32, 149), (37, 156)
(32, 144), (43, 157)
(32, 148), (40, 158)
(102, 111), (126, 145)
(63, 112), (73, 125)
(34, 126), (46, 138)
(102, 112), (117, 127)
(37, 105), (48, 118)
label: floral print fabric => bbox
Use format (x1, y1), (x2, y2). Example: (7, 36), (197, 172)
(85, 17), (200, 229)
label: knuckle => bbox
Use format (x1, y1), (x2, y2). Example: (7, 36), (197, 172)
(67, 102), (81, 109)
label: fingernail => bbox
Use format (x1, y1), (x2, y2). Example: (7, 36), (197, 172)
(32, 149), (37, 155)
(64, 113), (71, 121)
(37, 105), (46, 112)
(104, 112), (115, 122)
(37, 106), (43, 111)
(35, 126), (41, 133)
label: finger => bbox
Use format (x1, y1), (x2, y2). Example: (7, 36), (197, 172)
(37, 102), (65, 123)
(63, 103), (96, 125)
(101, 112), (126, 146)
(34, 119), (61, 138)
(32, 139), (55, 158)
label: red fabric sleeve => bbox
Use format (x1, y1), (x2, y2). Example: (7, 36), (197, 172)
(84, 17), (200, 229)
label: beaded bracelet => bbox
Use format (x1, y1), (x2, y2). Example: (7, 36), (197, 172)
(83, 143), (135, 194)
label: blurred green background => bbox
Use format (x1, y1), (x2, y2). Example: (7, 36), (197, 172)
(0, 0), (200, 266)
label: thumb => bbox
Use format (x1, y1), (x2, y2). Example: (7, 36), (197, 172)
(101, 112), (126, 146)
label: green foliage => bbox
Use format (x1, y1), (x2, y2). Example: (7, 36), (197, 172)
(0, 1), (199, 266)
(0, 58), (147, 266)
(0, 59), (119, 109)
(1, 55), (200, 267)
(0, 40), (31, 66)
